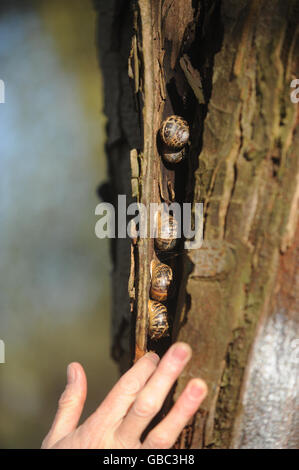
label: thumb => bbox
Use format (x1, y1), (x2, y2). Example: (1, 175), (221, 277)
(41, 362), (87, 448)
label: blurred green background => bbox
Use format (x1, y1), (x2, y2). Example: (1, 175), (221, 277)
(0, 0), (119, 448)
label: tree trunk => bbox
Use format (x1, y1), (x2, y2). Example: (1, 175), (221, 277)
(94, 0), (299, 449)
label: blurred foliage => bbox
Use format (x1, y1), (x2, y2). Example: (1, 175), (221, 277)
(0, 0), (118, 448)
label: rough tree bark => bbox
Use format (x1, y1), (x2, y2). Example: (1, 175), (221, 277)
(94, 0), (299, 448)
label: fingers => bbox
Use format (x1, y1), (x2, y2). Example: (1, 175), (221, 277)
(41, 362), (87, 449)
(142, 378), (207, 449)
(114, 342), (192, 448)
(83, 351), (160, 445)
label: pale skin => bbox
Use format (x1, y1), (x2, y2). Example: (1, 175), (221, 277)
(42, 342), (207, 449)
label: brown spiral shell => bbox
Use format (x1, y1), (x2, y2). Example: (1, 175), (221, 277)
(160, 115), (189, 150)
(155, 212), (179, 251)
(150, 260), (173, 302)
(148, 299), (169, 340)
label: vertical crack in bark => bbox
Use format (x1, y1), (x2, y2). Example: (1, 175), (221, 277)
(222, 105), (243, 239)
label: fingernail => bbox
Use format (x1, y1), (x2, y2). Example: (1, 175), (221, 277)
(67, 364), (77, 384)
(188, 380), (206, 400)
(145, 351), (160, 364)
(171, 343), (191, 362)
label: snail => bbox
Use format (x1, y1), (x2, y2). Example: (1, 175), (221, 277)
(148, 299), (169, 340)
(150, 260), (173, 302)
(155, 211), (179, 251)
(159, 115), (189, 164)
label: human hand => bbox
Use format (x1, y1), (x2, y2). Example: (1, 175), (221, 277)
(42, 342), (207, 449)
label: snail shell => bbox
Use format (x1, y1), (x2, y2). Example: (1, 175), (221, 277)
(155, 212), (179, 251)
(150, 260), (173, 302)
(160, 115), (189, 164)
(148, 299), (169, 340)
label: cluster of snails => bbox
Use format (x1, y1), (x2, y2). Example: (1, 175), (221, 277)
(148, 115), (189, 341)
